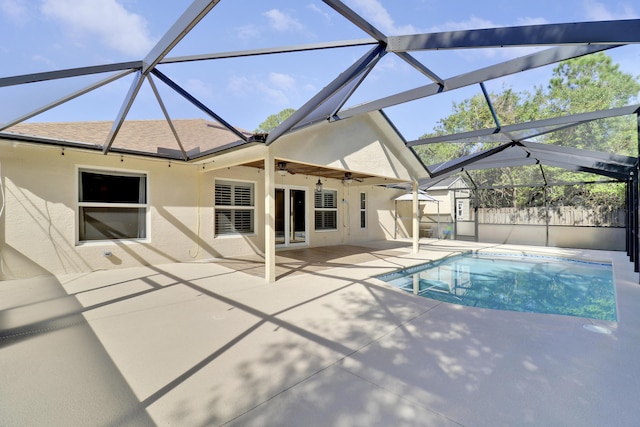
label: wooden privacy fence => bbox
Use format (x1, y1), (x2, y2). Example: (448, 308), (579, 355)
(478, 206), (626, 227)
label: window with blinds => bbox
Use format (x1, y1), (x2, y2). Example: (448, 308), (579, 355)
(215, 180), (255, 235)
(314, 189), (337, 231)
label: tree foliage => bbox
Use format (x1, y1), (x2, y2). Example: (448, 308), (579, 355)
(254, 108), (295, 133)
(414, 53), (640, 209)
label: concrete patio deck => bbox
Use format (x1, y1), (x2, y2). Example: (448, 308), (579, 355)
(2, 239), (640, 426)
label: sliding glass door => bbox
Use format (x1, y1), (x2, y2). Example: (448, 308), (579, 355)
(275, 186), (307, 247)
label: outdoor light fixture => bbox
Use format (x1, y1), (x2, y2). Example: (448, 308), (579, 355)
(315, 179), (323, 193)
(277, 161), (288, 176)
(342, 172), (362, 184)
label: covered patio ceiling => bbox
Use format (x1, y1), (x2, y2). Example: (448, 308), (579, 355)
(0, 0), (639, 183)
(242, 159), (373, 183)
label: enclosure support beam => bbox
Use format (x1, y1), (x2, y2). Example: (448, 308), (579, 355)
(474, 188), (479, 243)
(626, 178), (631, 257)
(341, 45), (615, 120)
(386, 20), (640, 52)
(544, 186), (549, 247)
(264, 151), (276, 283)
(630, 172), (639, 273)
(412, 181), (420, 254)
(266, 43), (385, 144)
(636, 112), (640, 278)
(103, 71), (144, 154)
(480, 82), (501, 131)
(143, 0), (221, 73)
(634, 171), (639, 274)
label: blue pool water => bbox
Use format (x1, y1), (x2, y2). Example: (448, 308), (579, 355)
(377, 252), (617, 321)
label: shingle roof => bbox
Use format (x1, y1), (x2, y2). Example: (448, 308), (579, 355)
(426, 176), (468, 190)
(5, 119), (252, 157)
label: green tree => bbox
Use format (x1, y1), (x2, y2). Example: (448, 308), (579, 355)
(415, 88), (538, 165)
(415, 52), (640, 209)
(545, 52), (639, 115)
(541, 52), (640, 155)
(254, 108), (295, 133)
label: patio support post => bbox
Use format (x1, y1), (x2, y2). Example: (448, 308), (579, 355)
(636, 111), (640, 278)
(474, 187), (479, 242)
(394, 200), (398, 239)
(544, 185), (549, 247)
(631, 170), (639, 274)
(264, 152), (276, 283)
(412, 181), (419, 254)
(626, 178), (631, 257)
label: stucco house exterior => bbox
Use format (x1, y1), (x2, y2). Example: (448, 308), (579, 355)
(0, 111), (427, 281)
(2, 1), (636, 282)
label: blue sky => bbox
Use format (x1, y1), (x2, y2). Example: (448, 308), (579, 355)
(1, 0), (638, 140)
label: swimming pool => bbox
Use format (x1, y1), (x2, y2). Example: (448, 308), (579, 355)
(377, 252), (617, 321)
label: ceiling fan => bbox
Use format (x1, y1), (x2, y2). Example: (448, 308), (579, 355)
(343, 172), (363, 184)
(277, 161), (296, 176)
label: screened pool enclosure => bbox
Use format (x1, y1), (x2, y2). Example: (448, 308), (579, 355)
(1, 0), (639, 277)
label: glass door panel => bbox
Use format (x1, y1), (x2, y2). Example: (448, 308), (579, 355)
(275, 188), (285, 245)
(290, 189), (306, 244)
(276, 187), (307, 247)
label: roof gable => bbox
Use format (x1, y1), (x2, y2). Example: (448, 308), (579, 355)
(269, 111), (426, 184)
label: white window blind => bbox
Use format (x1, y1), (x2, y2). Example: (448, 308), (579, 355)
(215, 180), (255, 235)
(314, 189), (337, 231)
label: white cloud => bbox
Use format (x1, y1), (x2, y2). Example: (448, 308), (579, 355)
(582, 1), (638, 20)
(227, 72), (298, 107)
(307, 3), (331, 23)
(227, 75), (252, 96)
(40, 0), (156, 57)
(515, 17), (550, 26)
(427, 16), (498, 33)
(263, 9), (304, 32)
(268, 72), (296, 92)
(31, 54), (55, 67)
(259, 85), (290, 106)
(236, 24), (260, 41)
(347, 0), (417, 35)
(184, 79), (213, 100)
(0, 0), (30, 25)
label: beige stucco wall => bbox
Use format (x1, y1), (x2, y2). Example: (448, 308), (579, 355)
(199, 164), (400, 253)
(0, 142), (204, 279)
(1, 140), (405, 279)
(478, 224), (625, 250)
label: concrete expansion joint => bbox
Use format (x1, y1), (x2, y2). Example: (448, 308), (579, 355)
(0, 315), (86, 342)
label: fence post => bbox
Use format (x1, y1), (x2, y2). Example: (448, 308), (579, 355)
(631, 172), (640, 273)
(627, 178), (631, 257)
(544, 186), (549, 246)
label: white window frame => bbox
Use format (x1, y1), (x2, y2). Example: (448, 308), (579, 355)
(214, 179), (256, 237)
(456, 200), (464, 220)
(360, 192), (367, 229)
(275, 185), (309, 247)
(314, 187), (338, 231)
(76, 166), (150, 244)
